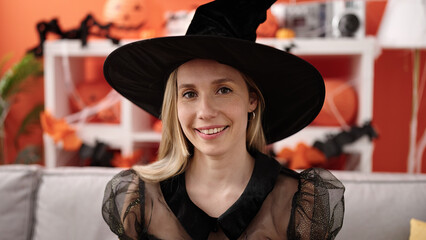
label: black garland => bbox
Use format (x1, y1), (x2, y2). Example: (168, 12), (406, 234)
(28, 14), (120, 57)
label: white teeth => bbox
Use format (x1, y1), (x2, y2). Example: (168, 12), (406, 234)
(199, 127), (226, 135)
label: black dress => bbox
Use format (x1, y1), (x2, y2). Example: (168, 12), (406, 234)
(102, 151), (345, 240)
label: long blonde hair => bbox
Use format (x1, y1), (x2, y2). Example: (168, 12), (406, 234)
(133, 67), (266, 182)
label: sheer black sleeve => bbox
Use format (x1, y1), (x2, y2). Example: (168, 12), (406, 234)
(102, 169), (144, 240)
(102, 169), (192, 240)
(288, 168), (345, 240)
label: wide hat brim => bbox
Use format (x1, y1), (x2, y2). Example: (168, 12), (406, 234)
(104, 35), (325, 144)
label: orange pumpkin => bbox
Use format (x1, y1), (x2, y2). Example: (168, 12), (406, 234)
(103, 0), (165, 38)
(103, 0), (147, 28)
(276, 28), (295, 39)
(313, 79), (358, 126)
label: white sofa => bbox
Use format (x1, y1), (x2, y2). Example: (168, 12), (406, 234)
(1, 164), (426, 240)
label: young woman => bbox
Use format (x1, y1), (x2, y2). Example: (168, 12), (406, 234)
(102, 0), (345, 239)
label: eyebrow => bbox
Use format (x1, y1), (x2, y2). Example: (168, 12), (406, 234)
(177, 78), (235, 90)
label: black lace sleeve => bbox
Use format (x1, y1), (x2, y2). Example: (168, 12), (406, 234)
(102, 169), (144, 240)
(288, 168), (345, 240)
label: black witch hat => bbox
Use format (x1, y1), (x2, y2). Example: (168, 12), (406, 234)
(103, 0), (325, 144)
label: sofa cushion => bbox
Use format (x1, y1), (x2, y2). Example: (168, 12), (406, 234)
(32, 167), (121, 240)
(409, 218), (426, 240)
(0, 164), (41, 240)
(333, 171), (426, 240)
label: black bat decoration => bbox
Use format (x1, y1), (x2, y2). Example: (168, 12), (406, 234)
(313, 121), (378, 158)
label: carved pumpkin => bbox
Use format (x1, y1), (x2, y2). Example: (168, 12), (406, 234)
(103, 0), (147, 28)
(103, 0), (164, 38)
(313, 79), (358, 126)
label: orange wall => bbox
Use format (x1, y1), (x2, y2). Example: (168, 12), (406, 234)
(0, 0), (108, 164)
(1, 0), (425, 172)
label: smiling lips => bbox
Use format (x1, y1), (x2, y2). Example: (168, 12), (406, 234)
(196, 126), (228, 135)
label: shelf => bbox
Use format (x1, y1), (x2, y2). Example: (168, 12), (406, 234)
(45, 37), (377, 56)
(257, 37), (377, 55)
(132, 132), (162, 142)
(44, 39), (135, 56)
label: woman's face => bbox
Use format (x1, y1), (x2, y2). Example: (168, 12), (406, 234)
(176, 59), (257, 157)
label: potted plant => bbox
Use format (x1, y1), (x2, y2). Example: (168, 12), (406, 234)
(0, 53), (44, 164)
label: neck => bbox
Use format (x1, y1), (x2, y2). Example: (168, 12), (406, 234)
(184, 146), (255, 217)
(186, 147), (255, 189)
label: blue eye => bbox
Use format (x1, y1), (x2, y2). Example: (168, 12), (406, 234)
(183, 91), (197, 98)
(217, 87), (232, 94)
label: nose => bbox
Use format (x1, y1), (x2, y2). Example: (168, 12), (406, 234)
(197, 95), (217, 120)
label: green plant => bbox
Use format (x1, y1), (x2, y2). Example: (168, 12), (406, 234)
(0, 53), (44, 164)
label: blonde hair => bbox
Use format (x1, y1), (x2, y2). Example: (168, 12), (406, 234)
(133, 67), (266, 182)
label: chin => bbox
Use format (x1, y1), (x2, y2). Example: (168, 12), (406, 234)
(195, 145), (228, 157)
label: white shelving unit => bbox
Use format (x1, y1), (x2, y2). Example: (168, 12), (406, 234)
(259, 37), (376, 172)
(43, 37), (376, 171)
(43, 40), (161, 168)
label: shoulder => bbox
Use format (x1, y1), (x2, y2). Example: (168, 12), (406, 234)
(276, 167), (345, 193)
(272, 166), (300, 196)
(104, 169), (143, 196)
(102, 169), (144, 215)
(274, 166), (299, 196)
(111, 168), (140, 183)
(104, 168), (166, 207)
(296, 168), (345, 200)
